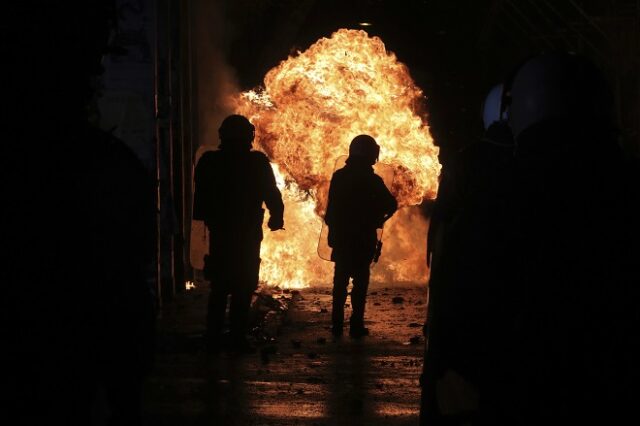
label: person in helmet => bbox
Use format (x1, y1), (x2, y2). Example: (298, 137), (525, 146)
(193, 114), (284, 353)
(504, 52), (640, 424)
(420, 83), (518, 425)
(324, 135), (397, 338)
(5, 3), (159, 424)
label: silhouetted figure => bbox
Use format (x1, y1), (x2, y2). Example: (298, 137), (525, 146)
(421, 84), (517, 425)
(84, 126), (157, 426)
(4, 3), (157, 425)
(423, 53), (640, 425)
(193, 114), (284, 353)
(505, 52), (640, 424)
(325, 135), (397, 338)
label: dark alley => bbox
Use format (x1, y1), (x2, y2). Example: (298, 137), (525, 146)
(4, 2), (640, 426)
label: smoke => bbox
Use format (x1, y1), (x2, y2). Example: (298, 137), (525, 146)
(194, 0), (238, 149)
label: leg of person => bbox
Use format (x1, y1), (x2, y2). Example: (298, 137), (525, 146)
(207, 285), (229, 352)
(331, 260), (350, 336)
(229, 285), (255, 352)
(349, 260), (370, 337)
(229, 246), (260, 352)
(206, 240), (232, 352)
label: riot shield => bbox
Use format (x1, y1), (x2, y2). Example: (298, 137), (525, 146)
(317, 156), (395, 262)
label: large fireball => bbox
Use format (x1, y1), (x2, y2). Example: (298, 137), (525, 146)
(232, 29), (441, 288)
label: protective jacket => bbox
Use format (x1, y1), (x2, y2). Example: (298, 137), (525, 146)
(193, 148), (283, 240)
(325, 158), (397, 264)
(193, 147), (283, 288)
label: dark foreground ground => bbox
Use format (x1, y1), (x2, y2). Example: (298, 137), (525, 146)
(142, 281), (428, 426)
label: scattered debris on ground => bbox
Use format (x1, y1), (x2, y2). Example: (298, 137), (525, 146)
(144, 285), (427, 425)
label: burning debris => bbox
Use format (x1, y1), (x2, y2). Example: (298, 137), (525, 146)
(233, 29), (441, 288)
(249, 288), (298, 343)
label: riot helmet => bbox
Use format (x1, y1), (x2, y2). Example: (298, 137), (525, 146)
(482, 83), (506, 130)
(508, 52), (613, 141)
(218, 114), (255, 148)
(480, 83), (515, 148)
(348, 135), (380, 165)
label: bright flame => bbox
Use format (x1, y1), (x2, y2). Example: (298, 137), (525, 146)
(233, 29), (440, 288)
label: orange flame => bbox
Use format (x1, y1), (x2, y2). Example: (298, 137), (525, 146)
(233, 29), (440, 288)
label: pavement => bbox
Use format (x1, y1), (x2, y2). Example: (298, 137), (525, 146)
(142, 280), (428, 426)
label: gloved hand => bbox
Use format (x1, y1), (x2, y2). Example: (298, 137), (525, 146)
(268, 215), (284, 231)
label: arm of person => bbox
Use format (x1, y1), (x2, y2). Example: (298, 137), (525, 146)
(259, 154), (285, 230)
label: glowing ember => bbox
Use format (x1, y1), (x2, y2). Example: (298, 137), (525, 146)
(233, 29), (441, 288)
